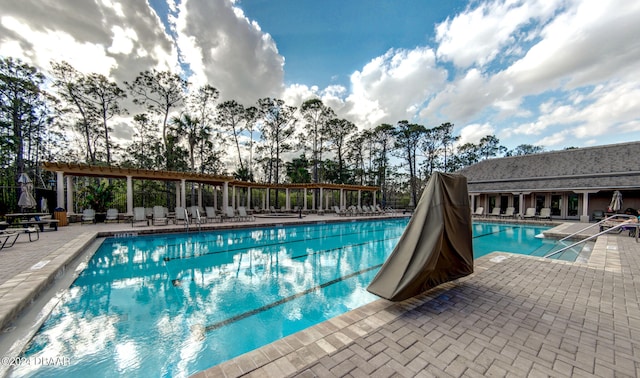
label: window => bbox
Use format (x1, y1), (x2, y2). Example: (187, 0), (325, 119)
(551, 194), (562, 216)
(568, 194), (578, 217)
(536, 195), (545, 212)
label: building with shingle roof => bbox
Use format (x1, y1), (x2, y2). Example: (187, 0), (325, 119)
(457, 141), (640, 221)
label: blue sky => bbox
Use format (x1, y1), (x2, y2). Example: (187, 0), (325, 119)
(237, 0), (468, 88)
(1, 0), (639, 157)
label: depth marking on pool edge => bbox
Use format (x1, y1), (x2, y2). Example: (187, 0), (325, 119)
(201, 264), (383, 334)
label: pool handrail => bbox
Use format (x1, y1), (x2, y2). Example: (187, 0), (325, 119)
(545, 217), (639, 258)
(558, 214), (633, 241)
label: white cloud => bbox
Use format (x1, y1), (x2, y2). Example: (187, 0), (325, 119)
(435, 0), (562, 68)
(174, 0), (285, 104)
(345, 47), (447, 129)
(1, 15), (117, 76)
(501, 0), (640, 93)
(1, 0), (640, 157)
(0, 0), (179, 82)
(457, 123), (496, 146)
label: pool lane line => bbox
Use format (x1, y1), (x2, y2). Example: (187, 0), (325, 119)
(161, 225), (406, 262)
(202, 263), (383, 333)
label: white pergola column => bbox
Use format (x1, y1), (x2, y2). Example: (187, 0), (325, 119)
(357, 190), (362, 207)
(232, 185), (236, 209)
(266, 188), (270, 210)
(373, 191), (377, 206)
(66, 176), (74, 213)
(262, 191), (266, 210)
(222, 181), (229, 211)
(175, 182), (181, 210)
(197, 183), (202, 208)
(180, 179), (186, 208)
(247, 187), (252, 209)
(319, 188), (323, 211)
(303, 189), (308, 210)
(285, 188), (290, 210)
(576, 190), (597, 222)
(213, 187), (218, 209)
(56, 171), (64, 210)
(519, 193), (525, 218)
(126, 175), (133, 215)
(581, 192), (590, 222)
(340, 189), (344, 209)
(312, 190), (316, 211)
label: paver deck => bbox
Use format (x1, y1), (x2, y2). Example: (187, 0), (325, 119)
(2, 218), (640, 377)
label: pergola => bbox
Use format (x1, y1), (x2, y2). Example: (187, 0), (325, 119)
(43, 162), (379, 215)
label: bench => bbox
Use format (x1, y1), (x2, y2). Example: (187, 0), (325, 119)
(18, 219), (59, 232)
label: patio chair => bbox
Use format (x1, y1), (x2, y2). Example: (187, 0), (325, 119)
(538, 208), (552, 220)
(488, 207), (501, 217)
(175, 207), (188, 224)
(188, 206), (201, 218)
(223, 207), (239, 222)
(205, 207), (221, 223)
(356, 205), (371, 216)
(132, 207), (148, 227)
(375, 205), (387, 214)
(591, 210), (605, 222)
(191, 208), (202, 225)
(472, 207), (484, 217)
(0, 231), (21, 250)
(334, 206), (348, 216)
(81, 209), (96, 224)
(500, 207), (515, 218)
(523, 208), (536, 219)
(152, 206), (168, 226)
(238, 206), (255, 221)
(105, 208), (119, 223)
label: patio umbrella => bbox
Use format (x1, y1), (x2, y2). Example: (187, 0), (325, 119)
(609, 190), (623, 212)
(17, 173), (37, 211)
(40, 197), (49, 212)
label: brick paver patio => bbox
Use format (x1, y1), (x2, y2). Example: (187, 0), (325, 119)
(197, 227), (640, 377)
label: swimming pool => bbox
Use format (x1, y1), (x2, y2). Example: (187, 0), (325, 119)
(13, 220), (568, 377)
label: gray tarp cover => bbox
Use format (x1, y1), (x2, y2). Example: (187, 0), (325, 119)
(367, 172), (473, 301)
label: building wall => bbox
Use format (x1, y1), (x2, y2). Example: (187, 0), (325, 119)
(471, 190), (640, 221)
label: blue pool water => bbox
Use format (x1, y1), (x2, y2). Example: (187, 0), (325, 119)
(14, 220), (569, 377)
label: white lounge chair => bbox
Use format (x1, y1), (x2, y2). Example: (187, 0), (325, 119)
(472, 207), (484, 217)
(223, 207), (239, 222)
(488, 207), (501, 217)
(205, 207), (221, 223)
(500, 207), (515, 218)
(191, 208), (202, 225)
(152, 206), (168, 225)
(81, 209), (95, 224)
(523, 208), (537, 219)
(238, 206), (254, 221)
(334, 206), (348, 216)
(375, 205), (387, 214)
(105, 208), (119, 223)
(132, 207), (148, 227)
(175, 207), (188, 224)
(538, 208), (552, 220)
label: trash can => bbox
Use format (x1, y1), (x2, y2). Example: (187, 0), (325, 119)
(54, 208), (68, 227)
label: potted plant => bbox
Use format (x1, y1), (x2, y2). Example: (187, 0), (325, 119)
(79, 182), (115, 222)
